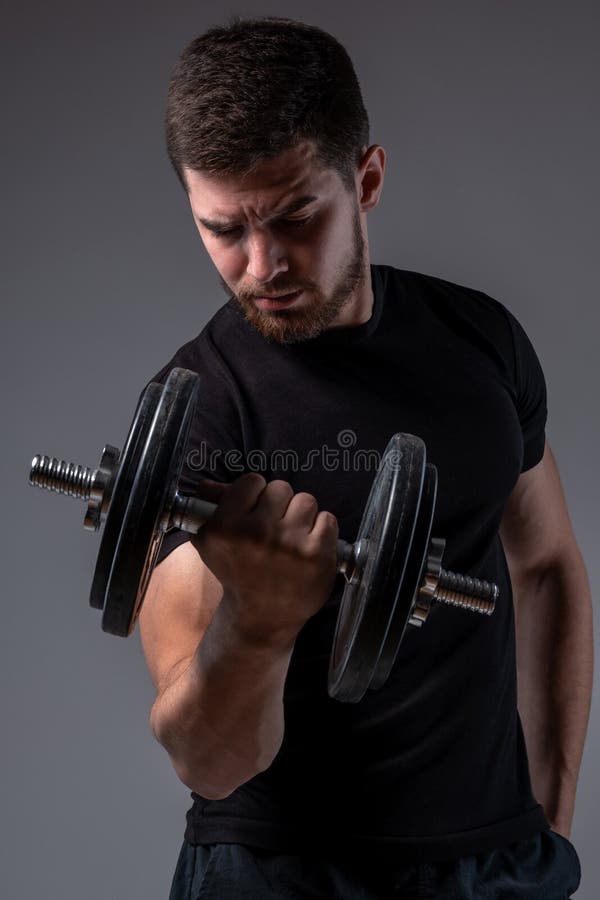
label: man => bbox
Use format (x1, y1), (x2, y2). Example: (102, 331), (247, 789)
(139, 17), (592, 899)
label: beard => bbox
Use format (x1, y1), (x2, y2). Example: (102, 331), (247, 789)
(219, 207), (366, 344)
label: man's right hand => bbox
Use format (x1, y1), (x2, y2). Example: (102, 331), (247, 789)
(191, 473), (339, 646)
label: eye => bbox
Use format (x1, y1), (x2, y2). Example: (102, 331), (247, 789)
(211, 225), (243, 239)
(278, 215), (314, 229)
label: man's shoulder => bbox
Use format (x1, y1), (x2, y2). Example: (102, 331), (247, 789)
(149, 300), (246, 383)
(378, 264), (506, 312)
(377, 264), (516, 338)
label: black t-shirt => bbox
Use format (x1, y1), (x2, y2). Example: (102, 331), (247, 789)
(150, 265), (549, 863)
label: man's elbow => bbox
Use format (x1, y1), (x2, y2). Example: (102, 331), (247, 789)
(150, 709), (276, 800)
(171, 753), (273, 801)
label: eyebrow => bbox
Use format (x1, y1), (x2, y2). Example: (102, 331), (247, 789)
(197, 194), (318, 232)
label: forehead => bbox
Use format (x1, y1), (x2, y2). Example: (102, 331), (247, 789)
(184, 141), (343, 220)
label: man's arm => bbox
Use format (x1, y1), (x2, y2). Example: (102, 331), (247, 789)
(500, 440), (593, 837)
(139, 541), (295, 800)
(138, 473), (338, 800)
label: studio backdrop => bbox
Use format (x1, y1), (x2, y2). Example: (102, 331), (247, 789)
(2, 1), (598, 897)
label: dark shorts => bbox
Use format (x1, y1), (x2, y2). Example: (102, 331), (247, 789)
(168, 830), (581, 899)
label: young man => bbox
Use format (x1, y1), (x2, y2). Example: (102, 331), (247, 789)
(140, 17), (592, 899)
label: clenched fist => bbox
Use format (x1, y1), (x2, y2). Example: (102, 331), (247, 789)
(191, 473), (339, 644)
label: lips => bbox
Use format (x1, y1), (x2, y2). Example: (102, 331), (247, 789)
(254, 290), (303, 311)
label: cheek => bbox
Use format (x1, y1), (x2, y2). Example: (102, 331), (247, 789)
(303, 211), (349, 271)
(315, 208), (356, 273)
(202, 238), (245, 283)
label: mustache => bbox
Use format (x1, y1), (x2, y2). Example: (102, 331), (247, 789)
(229, 279), (316, 302)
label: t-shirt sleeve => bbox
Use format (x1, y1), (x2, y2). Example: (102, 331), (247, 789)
(503, 307), (548, 472)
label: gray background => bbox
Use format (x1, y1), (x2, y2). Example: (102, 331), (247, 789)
(2, 0), (598, 897)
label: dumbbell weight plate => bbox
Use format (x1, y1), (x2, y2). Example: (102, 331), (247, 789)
(90, 383), (162, 610)
(327, 433), (427, 703)
(368, 463), (437, 692)
(97, 368), (200, 636)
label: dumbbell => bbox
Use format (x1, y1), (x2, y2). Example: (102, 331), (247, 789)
(29, 367), (498, 703)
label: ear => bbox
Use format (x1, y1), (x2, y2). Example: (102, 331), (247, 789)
(356, 145), (386, 212)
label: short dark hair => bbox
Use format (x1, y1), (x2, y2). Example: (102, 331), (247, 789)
(166, 17), (370, 190)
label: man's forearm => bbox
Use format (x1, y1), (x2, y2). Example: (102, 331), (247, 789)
(150, 591), (297, 800)
(514, 548), (593, 836)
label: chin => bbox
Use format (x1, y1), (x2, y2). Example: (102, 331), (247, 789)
(244, 306), (328, 344)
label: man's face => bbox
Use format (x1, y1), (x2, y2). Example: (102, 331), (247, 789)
(184, 141), (368, 343)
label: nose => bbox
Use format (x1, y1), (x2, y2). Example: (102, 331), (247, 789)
(245, 228), (288, 284)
